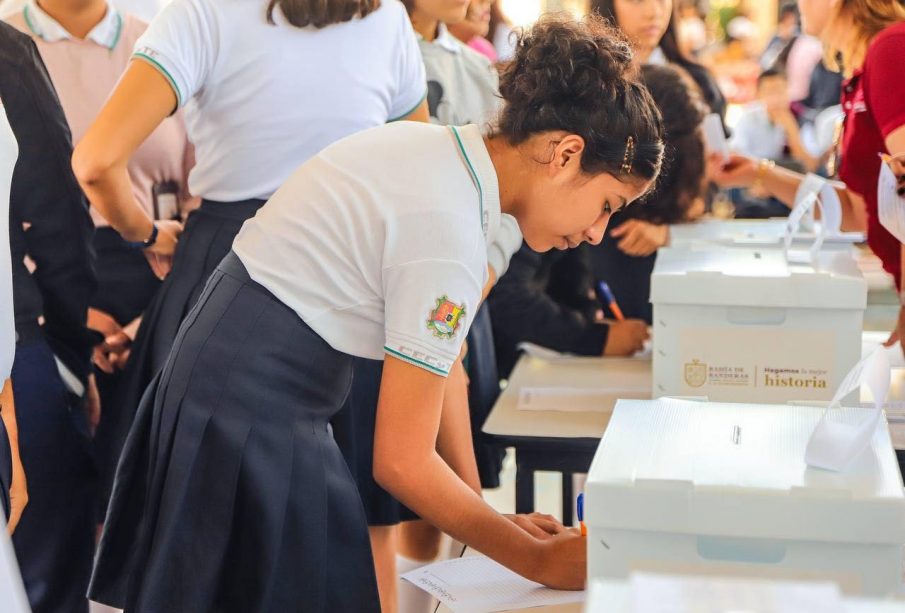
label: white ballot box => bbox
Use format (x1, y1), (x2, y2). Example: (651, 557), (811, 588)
(668, 219), (863, 251)
(584, 399), (905, 597)
(651, 247), (866, 404)
(584, 577), (905, 613)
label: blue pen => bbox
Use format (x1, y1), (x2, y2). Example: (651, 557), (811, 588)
(596, 281), (625, 322)
(577, 493), (587, 536)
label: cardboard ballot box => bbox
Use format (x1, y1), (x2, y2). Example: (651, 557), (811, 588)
(651, 247), (866, 404)
(585, 399), (905, 597)
(668, 219), (863, 251)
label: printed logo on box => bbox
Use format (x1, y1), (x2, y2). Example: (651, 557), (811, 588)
(684, 360), (708, 388)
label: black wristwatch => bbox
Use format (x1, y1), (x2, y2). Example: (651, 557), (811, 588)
(125, 223), (159, 250)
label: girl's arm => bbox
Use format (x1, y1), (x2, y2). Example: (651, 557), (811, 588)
(72, 61), (183, 262)
(374, 356), (586, 590)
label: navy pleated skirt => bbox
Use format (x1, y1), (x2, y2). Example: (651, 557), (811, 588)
(100, 199), (265, 513)
(89, 252), (380, 613)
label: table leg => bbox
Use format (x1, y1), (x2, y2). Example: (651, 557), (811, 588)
(561, 472), (574, 527)
(515, 451), (535, 515)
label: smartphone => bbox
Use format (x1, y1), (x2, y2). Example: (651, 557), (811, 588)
(152, 181), (180, 221)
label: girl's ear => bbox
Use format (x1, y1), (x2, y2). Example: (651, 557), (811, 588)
(553, 134), (585, 170)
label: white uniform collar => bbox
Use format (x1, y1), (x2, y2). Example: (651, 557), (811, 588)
(423, 23), (461, 54)
(23, 0), (123, 50)
(646, 46), (668, 66)
(448, 124), (501, 242)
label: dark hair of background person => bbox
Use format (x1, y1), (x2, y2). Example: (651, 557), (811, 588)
(268, 0), (380, 28)
(619, 64), (707, 225)
(589, 0), (728, 124)
(497, 13), (664, 184)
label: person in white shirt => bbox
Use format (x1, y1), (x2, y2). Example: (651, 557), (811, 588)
(730, 68), (819, 172)
(337, 3), (519, 611)
(72, 0), (430, 500)
(89, 14), (664, 612)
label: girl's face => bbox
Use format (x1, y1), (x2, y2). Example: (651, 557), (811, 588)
(613, 0), (673, 55)
(798, 0), (835, 38)
(414, 0), (470, 24)
(459, 0), (494, 38)
(516, 136), (652, 252)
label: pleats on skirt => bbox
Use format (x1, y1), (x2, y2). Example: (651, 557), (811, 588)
(89, 252), (380, 612)
(99, 199), (265, 513)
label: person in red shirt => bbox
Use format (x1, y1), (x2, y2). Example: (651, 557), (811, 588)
(713, 0), (905, 355)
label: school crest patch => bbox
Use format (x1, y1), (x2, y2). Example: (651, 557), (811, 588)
(427, 296), (466, 339)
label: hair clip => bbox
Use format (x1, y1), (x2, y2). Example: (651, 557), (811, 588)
(621, 136), (635, 175)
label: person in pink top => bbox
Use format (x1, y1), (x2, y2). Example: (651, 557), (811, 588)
(447, 0), (497, 62)
(7, 0), (196, 533)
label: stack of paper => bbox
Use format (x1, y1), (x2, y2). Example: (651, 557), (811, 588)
(401, 555), (585, 613)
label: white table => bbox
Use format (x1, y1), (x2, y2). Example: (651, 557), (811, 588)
(483, 356), (651, 520)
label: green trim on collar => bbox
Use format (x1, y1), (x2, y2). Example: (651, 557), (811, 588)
(133, 52), (183, 108)
(23, 5), (41, 39)
(388, 89), (428, 122)
(384, 346), (448, 376)
(107, 11), (123, 50)
(449, 125), (486, 236)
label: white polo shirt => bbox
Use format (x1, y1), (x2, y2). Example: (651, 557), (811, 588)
(133, 0), (427, 202)
(234, 123), (499, 377)
(0, 102), (16, 382)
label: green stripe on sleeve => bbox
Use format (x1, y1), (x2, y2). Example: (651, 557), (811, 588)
(384, 346), (449, 376)
(132, 52), (183, 108)
(388, 88), (428, 122)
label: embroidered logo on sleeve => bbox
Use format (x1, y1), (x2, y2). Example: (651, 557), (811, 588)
(427, 296), (466, 339)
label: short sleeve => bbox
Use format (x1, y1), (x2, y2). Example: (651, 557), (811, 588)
(383, 210), (484, 377)
(131, 0), (218, 108)
(388, 4), (427, 121)
(865, 30), (905, 138)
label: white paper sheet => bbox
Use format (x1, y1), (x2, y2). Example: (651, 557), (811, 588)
(629, 573), (844, 613)
(702, 113), (729, 163)
(518, 387), (645, 412)
(401, 556), (585, 613)
(805, 347), (892, 471)
(877, 162), (905, 243)
(785, 174), (830, 261)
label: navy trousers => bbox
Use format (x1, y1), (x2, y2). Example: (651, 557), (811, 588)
(11, 339), (96, 613)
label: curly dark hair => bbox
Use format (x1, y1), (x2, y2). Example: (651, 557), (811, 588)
(267, 0), (380, 28)
(497, 14), (664, 184)
(621, 64), (707, 224)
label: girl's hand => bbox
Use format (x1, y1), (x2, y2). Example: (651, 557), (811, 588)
(883, 152), (905, 196)
(708, 153), (758, 188)
(144, 219), (183, 278)
(88, 308), (129, 374)
(530, 528), (587, 590)
(611, 219), (669, 257)
(505, 513), (566, 540)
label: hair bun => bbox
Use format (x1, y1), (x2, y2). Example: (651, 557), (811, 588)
(496, 13), (664, 184)
(499, 14), (635, 110)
